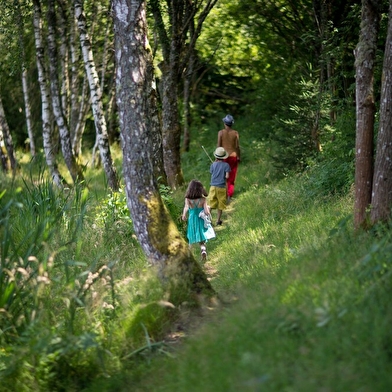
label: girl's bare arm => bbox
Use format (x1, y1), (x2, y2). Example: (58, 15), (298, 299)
(181, 199), (189, 220)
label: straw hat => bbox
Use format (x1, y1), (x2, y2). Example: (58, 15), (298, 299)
(214, 147), (229, 159)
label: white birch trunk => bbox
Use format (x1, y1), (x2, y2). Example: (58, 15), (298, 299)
(0, 95), (18, 173)
(32, 0), (63, 186)
(74, 0), (119, 191)
(16, 0), (36, 156)
(47, 0), (83, 184)
(0, 127), (8, 171)
(58, 0), (70, 121)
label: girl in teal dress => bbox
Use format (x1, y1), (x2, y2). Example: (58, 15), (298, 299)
(181, 179), (211, 260)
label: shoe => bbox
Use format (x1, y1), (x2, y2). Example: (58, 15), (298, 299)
(216, 220), (222, 226)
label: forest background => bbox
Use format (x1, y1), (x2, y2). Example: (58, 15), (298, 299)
(1, 0), (392, 391)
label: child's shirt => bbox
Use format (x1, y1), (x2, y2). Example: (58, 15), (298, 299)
(210, 161), (231, 188)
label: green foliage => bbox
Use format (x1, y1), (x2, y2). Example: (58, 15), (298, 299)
(159, 182), (186, 237)
(301, 158), (354, 198)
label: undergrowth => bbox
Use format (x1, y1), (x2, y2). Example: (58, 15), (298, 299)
(1, 145), (392, 391)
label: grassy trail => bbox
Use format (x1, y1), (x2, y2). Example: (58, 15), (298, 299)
(122, 163), (392, 392)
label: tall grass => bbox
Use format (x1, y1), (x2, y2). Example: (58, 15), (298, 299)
(0, 163), (182, 391)
(2, 141), (392, 391)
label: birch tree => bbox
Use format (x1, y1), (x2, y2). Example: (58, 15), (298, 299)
(48, 0), (84, 184)
(371, 1), (392, 224)
(354, 0), (380, 229)
(0, 94), (17, 174)
(16, 0), (36, 156)
(33, 0), (63, 186)
(113, 0), (214, 304)
(74, 0), (119, 191)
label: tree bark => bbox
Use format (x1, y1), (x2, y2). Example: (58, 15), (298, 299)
(354, 0), (380, 229)
(150, 0), (218, 188)
(0, 95), (17, 174)
(47, 0), (84, 184)
(0, 128), (8, 172)
(182, 46), (196, 153)
(113, 0), (214, 304)
(16, 0), (36, 157)
(32, 0), (64, 187)
(371, 1), (392, 224)
(74, 0), (119, 191)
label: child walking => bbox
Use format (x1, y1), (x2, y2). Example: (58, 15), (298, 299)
(181, 179), (211, 260)
(208, 147), (231, 225)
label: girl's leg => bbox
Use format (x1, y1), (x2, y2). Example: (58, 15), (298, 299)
(200, 242), (207, 260)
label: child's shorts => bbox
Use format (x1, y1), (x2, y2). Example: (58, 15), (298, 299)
(208, 186), (227, 210)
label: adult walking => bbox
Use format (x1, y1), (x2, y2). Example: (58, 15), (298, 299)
(217, 114), (241, 202)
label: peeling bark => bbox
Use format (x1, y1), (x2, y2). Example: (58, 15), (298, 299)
(32, 0), (63, 187)
(74, 0), (119, 191)
(48, 0), (84, 184)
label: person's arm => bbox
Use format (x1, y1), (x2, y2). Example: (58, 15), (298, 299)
(225, 163), (231, 179)
(181, 199), (189, 221)
(217, 130), (222, 147)
(236, 132), (241, 161)
(202, 197), (210, 216)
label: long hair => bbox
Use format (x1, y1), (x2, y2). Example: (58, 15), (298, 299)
(185, 179), (208, 199)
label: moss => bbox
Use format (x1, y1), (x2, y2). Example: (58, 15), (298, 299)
(144, 192), (216, 305)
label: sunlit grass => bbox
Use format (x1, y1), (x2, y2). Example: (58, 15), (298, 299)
(3, 142), (392, 391)
(126, 161), (392, 392)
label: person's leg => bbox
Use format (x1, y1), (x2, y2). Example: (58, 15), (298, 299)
(225, 157), (238, 198)
(217, 209), (223, 225)
(216, 187), (226, 225)
(200, 242), (207, 260)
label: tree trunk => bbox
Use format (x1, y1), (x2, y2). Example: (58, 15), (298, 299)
(148, 79), (167, 185)
(0, 128), (8, 172)
(113, 0), (214, 304)
(182, 47), (196, 153)
(150, 0), (218, 189)
(354, 0), (380, 229)
(161, 64), (184, 188)
(74, 0), (119, 191)
(32, 0), (64, 187)
(58, 0), (70, 122)
(371, 1), (392, 224)
(16, 0), (36, 156)
(0, 95), (17, 174)
(47, 0), (84, 184)
(72, 76), (90, 157)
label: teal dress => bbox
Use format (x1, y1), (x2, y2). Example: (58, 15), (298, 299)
(186, 198), (207, 244)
